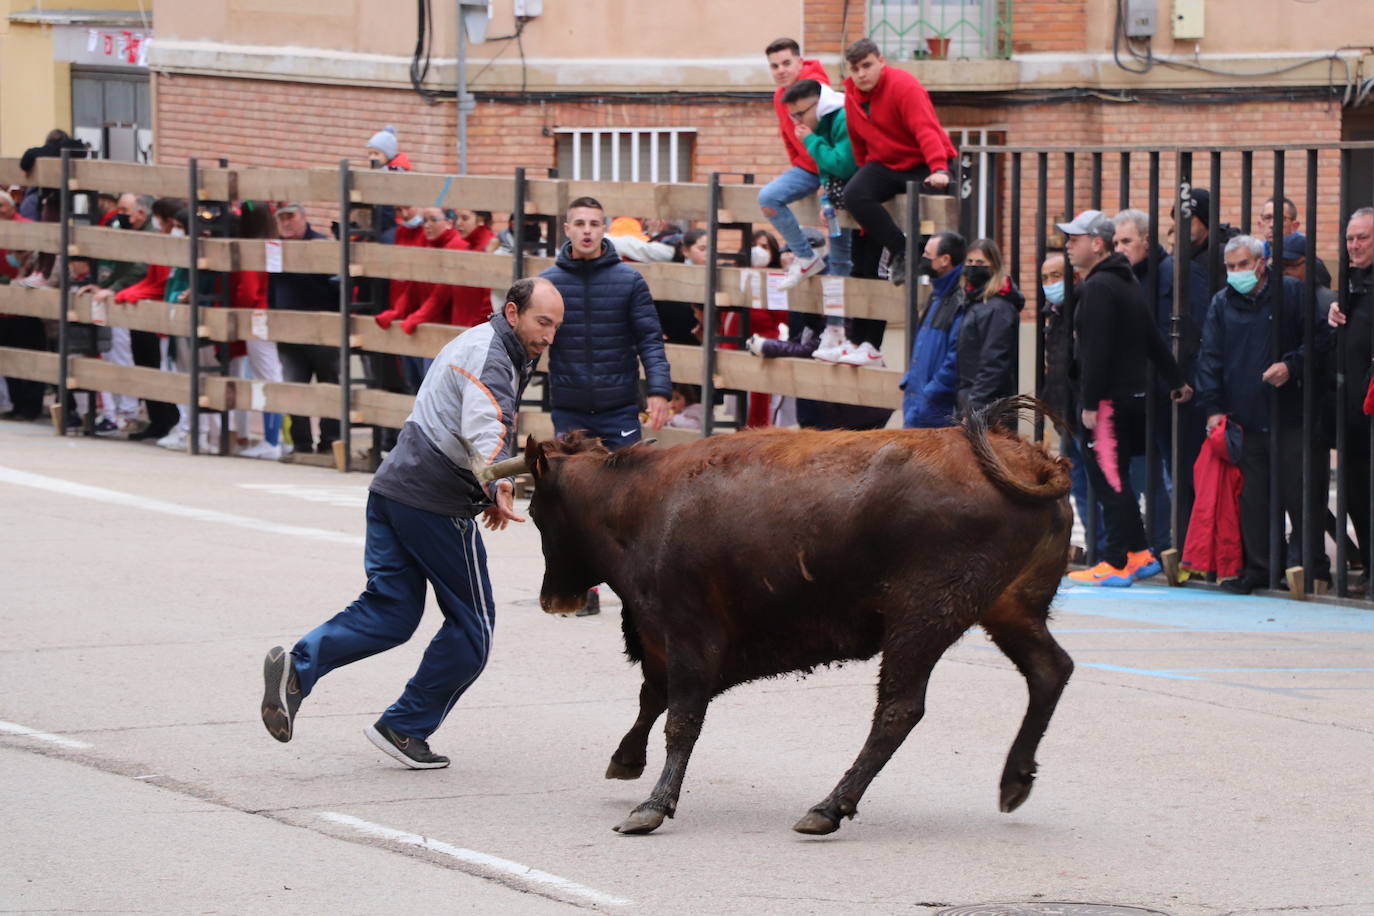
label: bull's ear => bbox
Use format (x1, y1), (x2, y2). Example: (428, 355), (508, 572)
(524, 434), (549, 480)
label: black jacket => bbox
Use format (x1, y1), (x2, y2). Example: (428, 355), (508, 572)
(267, 224), (336, 312)
(1195, 274), (1328, 435)
(1075, 252), (1185, 407)
(957, 281), (1023, 417)
(1334, 264), (1374, 421)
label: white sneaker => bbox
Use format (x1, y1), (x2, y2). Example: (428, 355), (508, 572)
(836, 342), (886, 367)
(776, 252), (826, 291)
(156, 428), (188, 450)
(239, 440), (283, 460)
(745, 334), (766, 357)
(811, 325), (848, 362)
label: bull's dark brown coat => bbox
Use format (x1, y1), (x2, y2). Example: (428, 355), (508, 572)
(525, 396), (1074, 836)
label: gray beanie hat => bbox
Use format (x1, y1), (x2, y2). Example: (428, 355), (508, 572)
(366, 125), (399, 162)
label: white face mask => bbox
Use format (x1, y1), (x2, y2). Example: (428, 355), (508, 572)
(751, 245), (771, 268)
(170, 227), (186, 238)
(151, 217), (164, 232)
(403, 215), (423, 229)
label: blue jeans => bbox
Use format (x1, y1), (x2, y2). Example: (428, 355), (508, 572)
(758, 167), (820, 260)
(552, 402), (642, 451)
(822, 228), (854, 326)
(291, 492), (495, 740)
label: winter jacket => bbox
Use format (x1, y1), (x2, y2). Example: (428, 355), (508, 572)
(843, 66), (955, 174)
(540, 238), (672, 412)
(369, 314), (535, 518)
(775, 59), (830, 173)
(1075, 252), (1185, 408)
(96, 218), (154, 293)
(1040, 292), (1075, 424)
(956, 280), (1024, 418)
(801, 85), (858, 186)
(397, 228), (473, 334)
(114, 263), (169, 304)
(1181, 417), (1244, 579)
(463, 223), (497, 253)
(267, 224), (334, 312)
(901, 266), (965, 428)
(1336, 265), (1374, 421)
(1157, 240), (1212, 383)
(1195, 274), (1327, 435)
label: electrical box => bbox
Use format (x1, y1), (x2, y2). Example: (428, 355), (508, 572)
(514, 0), (542, 17)
(1173, 0), (1205, 40)
(1124, 0), (1156, 38)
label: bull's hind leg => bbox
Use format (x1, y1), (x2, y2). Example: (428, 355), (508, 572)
(613, 649), (714, 835)
(982, 603), (1074, 813)
(793, 624), (964, 836)
(606, 675), (666, 780)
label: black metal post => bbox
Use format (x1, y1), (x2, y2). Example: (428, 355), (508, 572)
(1240, 150), (1254, 235)
(1090, 151), (1103, 212)
(1269, 150), (1285, 592)
(1009, 151), (1021, 393)
(1065, 151), (1096, 562)
(339, 159), (353, 472)
(1208, 151), (1223, 296)
(1170, 150), (1192, 554)
(512, 167), (526, 285)
(702, 172), (721, 436)
(1301, 148), (1318, 593)
(1334, 149), (1352, 596)
(1142, 151), (1159, 561)
(1033, 152), (1047, 442)
(1119, 151), (1131, 210)
(904, 180), (921, 348)
(188, 158), (202, 455)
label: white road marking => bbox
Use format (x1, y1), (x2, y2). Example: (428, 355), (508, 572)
(238, 482), (370, 508)
(318, 811), (631, 907)
(0, 465), (364, 546)
(0, 720), (93, 749)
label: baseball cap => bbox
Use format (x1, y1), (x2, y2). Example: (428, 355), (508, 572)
(1280, 232), (1309, 260)
(274, 202), (305, 216)
(1056, 209), (1116, 244)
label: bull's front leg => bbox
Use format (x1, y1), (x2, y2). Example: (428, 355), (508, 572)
(606, 675), (666, 780)
(613, 658), (710, 835)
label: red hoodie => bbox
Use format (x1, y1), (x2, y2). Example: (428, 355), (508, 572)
(775, 59), (831, 173)
(114, 264), (170, 304)
(844, 65), (955, 174)
(389, 219), (427, 312)
(396, 227), (472, 334)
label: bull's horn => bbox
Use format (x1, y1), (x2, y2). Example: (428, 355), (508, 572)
(455, 435), (530, 482)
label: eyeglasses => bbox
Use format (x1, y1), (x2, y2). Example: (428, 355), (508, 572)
(787, 100), (818, 122)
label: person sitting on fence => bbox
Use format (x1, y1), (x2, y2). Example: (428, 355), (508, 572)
(1063, 210), (1191, 588)
(666, 383), (704, 430)
(900, 231), (965, 428)
(606, 216), (676, 263)
(1324, 206), (1374, 590)
(840, 36), (955, 286)
(1196, 235), (1331, 594)
(270, 201), (340, 456)
(757, 37), (831, 291)
(954, 238), (1021, 424)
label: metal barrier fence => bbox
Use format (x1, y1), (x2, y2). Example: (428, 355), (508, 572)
(952, 141), (1374, 602)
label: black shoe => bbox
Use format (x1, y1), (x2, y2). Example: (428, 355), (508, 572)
(889, 251), (907, 287)
(575, 589), (601, 617)
(261, 646), (302, 743)
(365, 719), (450, 769)
(1219, 572), (1263, 595)
(94, 418), (119, 435)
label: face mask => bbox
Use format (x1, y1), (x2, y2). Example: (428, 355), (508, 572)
(151, 217), (164, 232)
(1043, 280), (1065, 305)
(965, 265), (992, 291)
(917, 256), (937, 278)
(5, 253), (21, 269)
(403, 215), (423, 229)
(113, 213), (132, 230)
(1227, 269), (1259, 295)
(370, 159), (384, 169)
(751, 246), (771, 268)
(170, 227), (186, 238)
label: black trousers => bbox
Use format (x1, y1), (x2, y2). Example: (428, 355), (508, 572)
(130, 330), (179, 435)
(842, 161), (931, 258)
(1081, 394), (1150, 569)
(278, 342), (340, 452)
(1153, 395), (1208, 550)
(0, 315), (48, 419)
(1237, 420), (1330, 581)
(1338, 415), (1371, 573)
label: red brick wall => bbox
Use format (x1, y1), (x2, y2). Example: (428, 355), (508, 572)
(804, 0), (857, 56)
(1012, 0), (1087, 54)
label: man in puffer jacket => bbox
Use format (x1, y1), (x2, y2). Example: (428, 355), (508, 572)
(540, 196), (671, 446)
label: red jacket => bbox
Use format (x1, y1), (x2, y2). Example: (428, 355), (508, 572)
(1363, 372), (1374, 416)
(231, 270), (268, 311)
(396, 228), (471, 334)
(775, 59), (831, 173)
(1181, 418), (1244, 579)
(388, 220), (427, 312)
(463, 223), (496, 253)
(843, 66), (955, 173)
(114, 264), (170, 304)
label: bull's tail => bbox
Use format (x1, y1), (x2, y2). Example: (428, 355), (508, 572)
(960, 395), (1072, 503)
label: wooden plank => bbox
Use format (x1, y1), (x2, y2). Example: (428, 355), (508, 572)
(349, 315), (465, 358)
(70, 294), (195, 337)
(68, 356), (191, 404)
(715, 187), (958, 231)
(0, 285), (60, 319)
(69, 224), (190, 267)
(0, 220), (61, 254)
(0, 346), (60, 384)
(351, 387), (415, 428)
(202, 376), (341, 420)
(352, 242), (511, 287)
(230, 167), (338, 203)
(349, 171), (516, 212)
(524, 178), (566, 216)
(712, 349), (902, 409)
(0, 158), (26, 186)
(69, 160), (188, 197)
(199, 237), (337, 274)
(661, 343), (704, 386)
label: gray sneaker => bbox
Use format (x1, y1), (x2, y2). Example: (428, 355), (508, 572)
(261, 646), (302, 743)
(365, 719), (450, 769)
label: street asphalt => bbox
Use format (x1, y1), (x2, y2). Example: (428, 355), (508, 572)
(2, 417), (1371, 915)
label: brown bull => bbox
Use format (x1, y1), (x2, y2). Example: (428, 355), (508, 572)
(517, 395), (1074, 836)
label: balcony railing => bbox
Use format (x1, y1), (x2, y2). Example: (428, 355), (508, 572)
(867, 0), (1012, 61)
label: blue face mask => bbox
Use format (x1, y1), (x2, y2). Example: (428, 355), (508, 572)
(4, 253), (20, 269)
(1043, 280), (1065, 305)
(1227, 269), (1259, 295)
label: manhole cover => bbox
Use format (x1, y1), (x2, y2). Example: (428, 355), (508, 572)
(938, 906), (1172, 916)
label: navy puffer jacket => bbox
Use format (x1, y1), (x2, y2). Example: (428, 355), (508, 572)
(541, 239), (672, 413)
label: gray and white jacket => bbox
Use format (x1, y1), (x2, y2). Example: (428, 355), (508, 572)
(370, 314), (535, 518)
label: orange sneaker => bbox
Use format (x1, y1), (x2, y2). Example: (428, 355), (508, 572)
(1125, 549), (1162, 581)
(1067, 560), (1135, 587)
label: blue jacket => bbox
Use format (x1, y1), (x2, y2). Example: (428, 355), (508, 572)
(901, 266), (965, 428)
(1195, 274), (1328, 435)
(540, 238), (671, 413)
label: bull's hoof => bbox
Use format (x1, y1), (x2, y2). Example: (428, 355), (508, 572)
(792, 809), (841, 836)
(613, 807), (666, 835)
(999, 776), (1035, 813)
(605, 759), (645, 780)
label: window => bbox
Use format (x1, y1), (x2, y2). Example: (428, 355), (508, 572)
(555, 129), (695, 183)
(71, 66), (152, 162)
(867, 0), (1012, 61)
